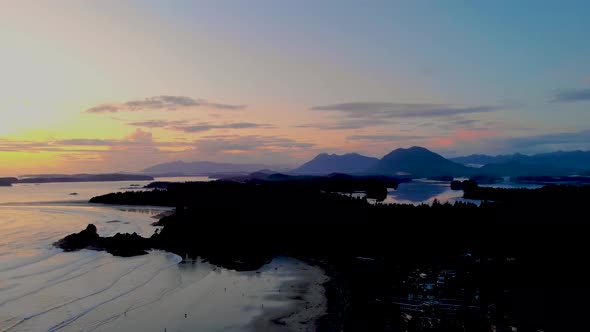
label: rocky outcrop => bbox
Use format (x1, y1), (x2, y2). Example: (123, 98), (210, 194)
(54, 224), (150, 257)
(54, 224), (101, 251)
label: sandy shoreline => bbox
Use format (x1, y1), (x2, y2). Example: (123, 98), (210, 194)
(250, 261), (329, 332)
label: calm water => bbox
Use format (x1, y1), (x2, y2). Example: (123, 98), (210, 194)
(373, 179), (544, 205)
(0, 176), (212, 205)
(0, 178), (311, 332)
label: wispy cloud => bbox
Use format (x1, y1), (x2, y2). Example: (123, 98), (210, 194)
(196, 135), (314, 152)
(311, 102), (502, 118)
(126, 119), (273, 133)
(435, 118), (481, 131)
(127, 120), (186, 128)
(86, 95), (246, 113)
(174, 122), (272, 133)
(55, 129), (158, 147)
(505, 129), (590, 148)
(0, 130), (314, 173)
(0, 139), (53, 152)
(87, 105), (120, 113)
(551, 88), (590, 103)
(346, 134), (426, 141)
(294, 118), (384, 130)
(0, 129), (188, 153)
(56, 138), (120, 146)
(450, 119), (479, 126)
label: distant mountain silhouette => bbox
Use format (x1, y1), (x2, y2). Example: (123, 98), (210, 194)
(292, 153), (379, 175)
(370, 146), (469, 177)
(143, 160), (273, 175)
(452, 150), (590, 170)
(529, 151), (590, 170)
(474, 161), (569, 177)
(450, 153), (528, 167)
(144, 148), (589, 179)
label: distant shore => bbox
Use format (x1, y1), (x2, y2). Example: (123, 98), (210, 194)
(250, 261), (329, 332)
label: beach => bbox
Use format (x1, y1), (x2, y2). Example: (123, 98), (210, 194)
(250, 260), (329, 332)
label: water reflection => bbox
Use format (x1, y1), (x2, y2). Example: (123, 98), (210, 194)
(388, 180), (450, 202)
(0, 176), (212, 206)
(375, 179), (546, 205)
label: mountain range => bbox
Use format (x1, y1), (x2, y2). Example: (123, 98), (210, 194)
(143, 160), (281, 175)
(143, 147), (590, 178)
(291, 147), (471, 177)
(451, 151), (590, 170)
(291, 147), (470, 177)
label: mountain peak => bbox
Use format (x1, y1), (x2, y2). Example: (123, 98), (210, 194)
(387, 146), (434, 154)
(407, 146), (430, 152)
(373, 147), (468, 177)
(383, 146), (442, 159)
(293, 152), (379, 175)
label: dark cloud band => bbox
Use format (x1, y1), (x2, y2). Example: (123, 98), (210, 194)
(311, 102), (502, 118)
(86, 95), (246, 113)
(551, 89), (590, 103)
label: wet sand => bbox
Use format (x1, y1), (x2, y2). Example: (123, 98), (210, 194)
(250, 262), (329, 332)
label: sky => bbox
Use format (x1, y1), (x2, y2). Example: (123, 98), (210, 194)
(1, 0), (590, 175)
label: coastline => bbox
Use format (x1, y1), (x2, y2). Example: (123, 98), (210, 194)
(250, 261), (329, 332)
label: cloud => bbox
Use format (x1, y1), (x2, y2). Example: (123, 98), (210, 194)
(56, 139), (120, 146)
(297, 113), (484, 131)
(450, 119), (479, 126)
(55, 130), (155, 147)
(0, 139), (53, 152)
(0, 129), (188, 154)
(551, 88), (590, 103)
(311, 102), (502, 118)
(126, 119), (273, 133)
(427, 129), (499, 149)
(86, 95), (246, 113)
(346, 134), (426, 141)
(0, 130), (310, 165)
(126, 128), (153, 143)
(0, 131), (313, 173)
(86, 105), (120, 113)
(195, 135), (314, 153)
(433, 129), (590, 156)
(173, 122), (272, 133)
(294, 118), (385, 130)
(435, 118), (482, 131)
(504, 130), (590, 149)
(205, 102), (248, 110)
(127, 120), (186, 128)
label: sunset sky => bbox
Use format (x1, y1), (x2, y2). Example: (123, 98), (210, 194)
(1, 1), (590, 175)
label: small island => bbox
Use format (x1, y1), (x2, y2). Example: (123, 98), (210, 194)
(0, 177), (18, 186)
